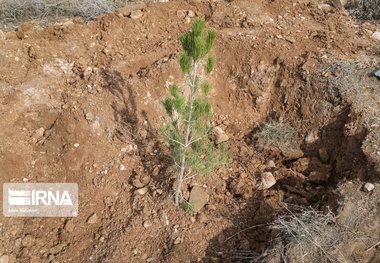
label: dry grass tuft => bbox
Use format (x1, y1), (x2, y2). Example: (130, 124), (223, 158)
(0, 0), (124, 25)
(270, 205), (337, 263)
(256, 120), (296, 150)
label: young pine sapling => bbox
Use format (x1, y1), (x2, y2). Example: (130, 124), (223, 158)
(161, 19), (228, 206)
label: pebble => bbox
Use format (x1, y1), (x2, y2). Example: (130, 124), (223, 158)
(266, 160), (276, 168)
(119, 164), (126, 171)
(305, 131), (318, 144)
(121, 145), (134, 153)
(130, 10), (143, 19)
(143, 221), (152, 228)
(87, 213), (98, 224)
(363, 183), (375, 192)
(136, 187), (148, 195)
(74, 143), (80, 148)
(33, 128), (45, 140)
(85, 112), (94, 121)
(259, 172), (276, 190)
(174, 237), (182, 245)
(147, 258), (154, 263)
(372, 31), (380, 41)
(187, 10), (195, 18)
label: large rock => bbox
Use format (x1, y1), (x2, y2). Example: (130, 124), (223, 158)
(258, 172), (276, 190)
(213, 126), (229, 144)
(188, 186), (209, 212)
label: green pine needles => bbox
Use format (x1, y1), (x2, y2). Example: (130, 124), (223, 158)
(161, 19), (228, 206)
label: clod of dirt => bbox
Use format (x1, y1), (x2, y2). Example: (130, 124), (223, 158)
(363, 183), (375, 192)
(189, 186), (209, 212)
(229, 177), (253, 198)
(307, 170), (330, 184)
(86, 213), (98, 224)
(21, 235), (34, 247)
(281, 147), (304, 160)
(213, 126), (229, 144)
(64, 220), (75, 233)
(318, 148), (329, 163)
(132, 172), (151, 188)
(259, 172), (276, 190)
(292, 158), (310, 173)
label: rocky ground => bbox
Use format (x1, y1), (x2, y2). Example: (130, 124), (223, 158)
(0, 0), (379, 262)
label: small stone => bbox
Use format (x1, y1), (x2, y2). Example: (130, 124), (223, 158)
(318, 4), (332, 10)
(83, 67), (92, 80)
(185, 17), (191, 24)
(374, 70), (380, 79)
(318, 148), (329, 163)
(372, 31), (380, 41)
(305, 131), (318, 144)
(147, 258), (154, 263)
(33, 128), (45, 140)
(121, 145), (134, 153)
(187, 10), (195, 18)
(259, 172), (276, 190)
(87, 213), (98, 224)
(363, 183), (375, 192)
(74, 143), (80, 148)
(130, 10), (143, 19)
(266, 160), (276, 168)
(99, 236), (105, 243)
(143, 221), (152, 228)
(85, 112), (94, 121)
(119, 164), (126, 171)
(189, 186), (209, 212)
(174, 237), (182, 245)
(136, 187), (148, 195)
(213, 126), (229, 144)
(285, 36), (296, 44)
(0, 255), (9, 263)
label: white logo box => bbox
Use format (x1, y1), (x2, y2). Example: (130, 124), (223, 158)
(3, 183), (78, 217)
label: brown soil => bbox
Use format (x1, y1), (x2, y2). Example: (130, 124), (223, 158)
(0, 0), (379, 263)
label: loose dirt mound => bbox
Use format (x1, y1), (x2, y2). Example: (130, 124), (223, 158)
(0, 0), (379, 262)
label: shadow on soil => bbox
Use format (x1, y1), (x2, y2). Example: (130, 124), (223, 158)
(199, 109), (379, 263)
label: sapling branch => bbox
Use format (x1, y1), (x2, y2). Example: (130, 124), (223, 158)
(160, 19), (228, 207)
